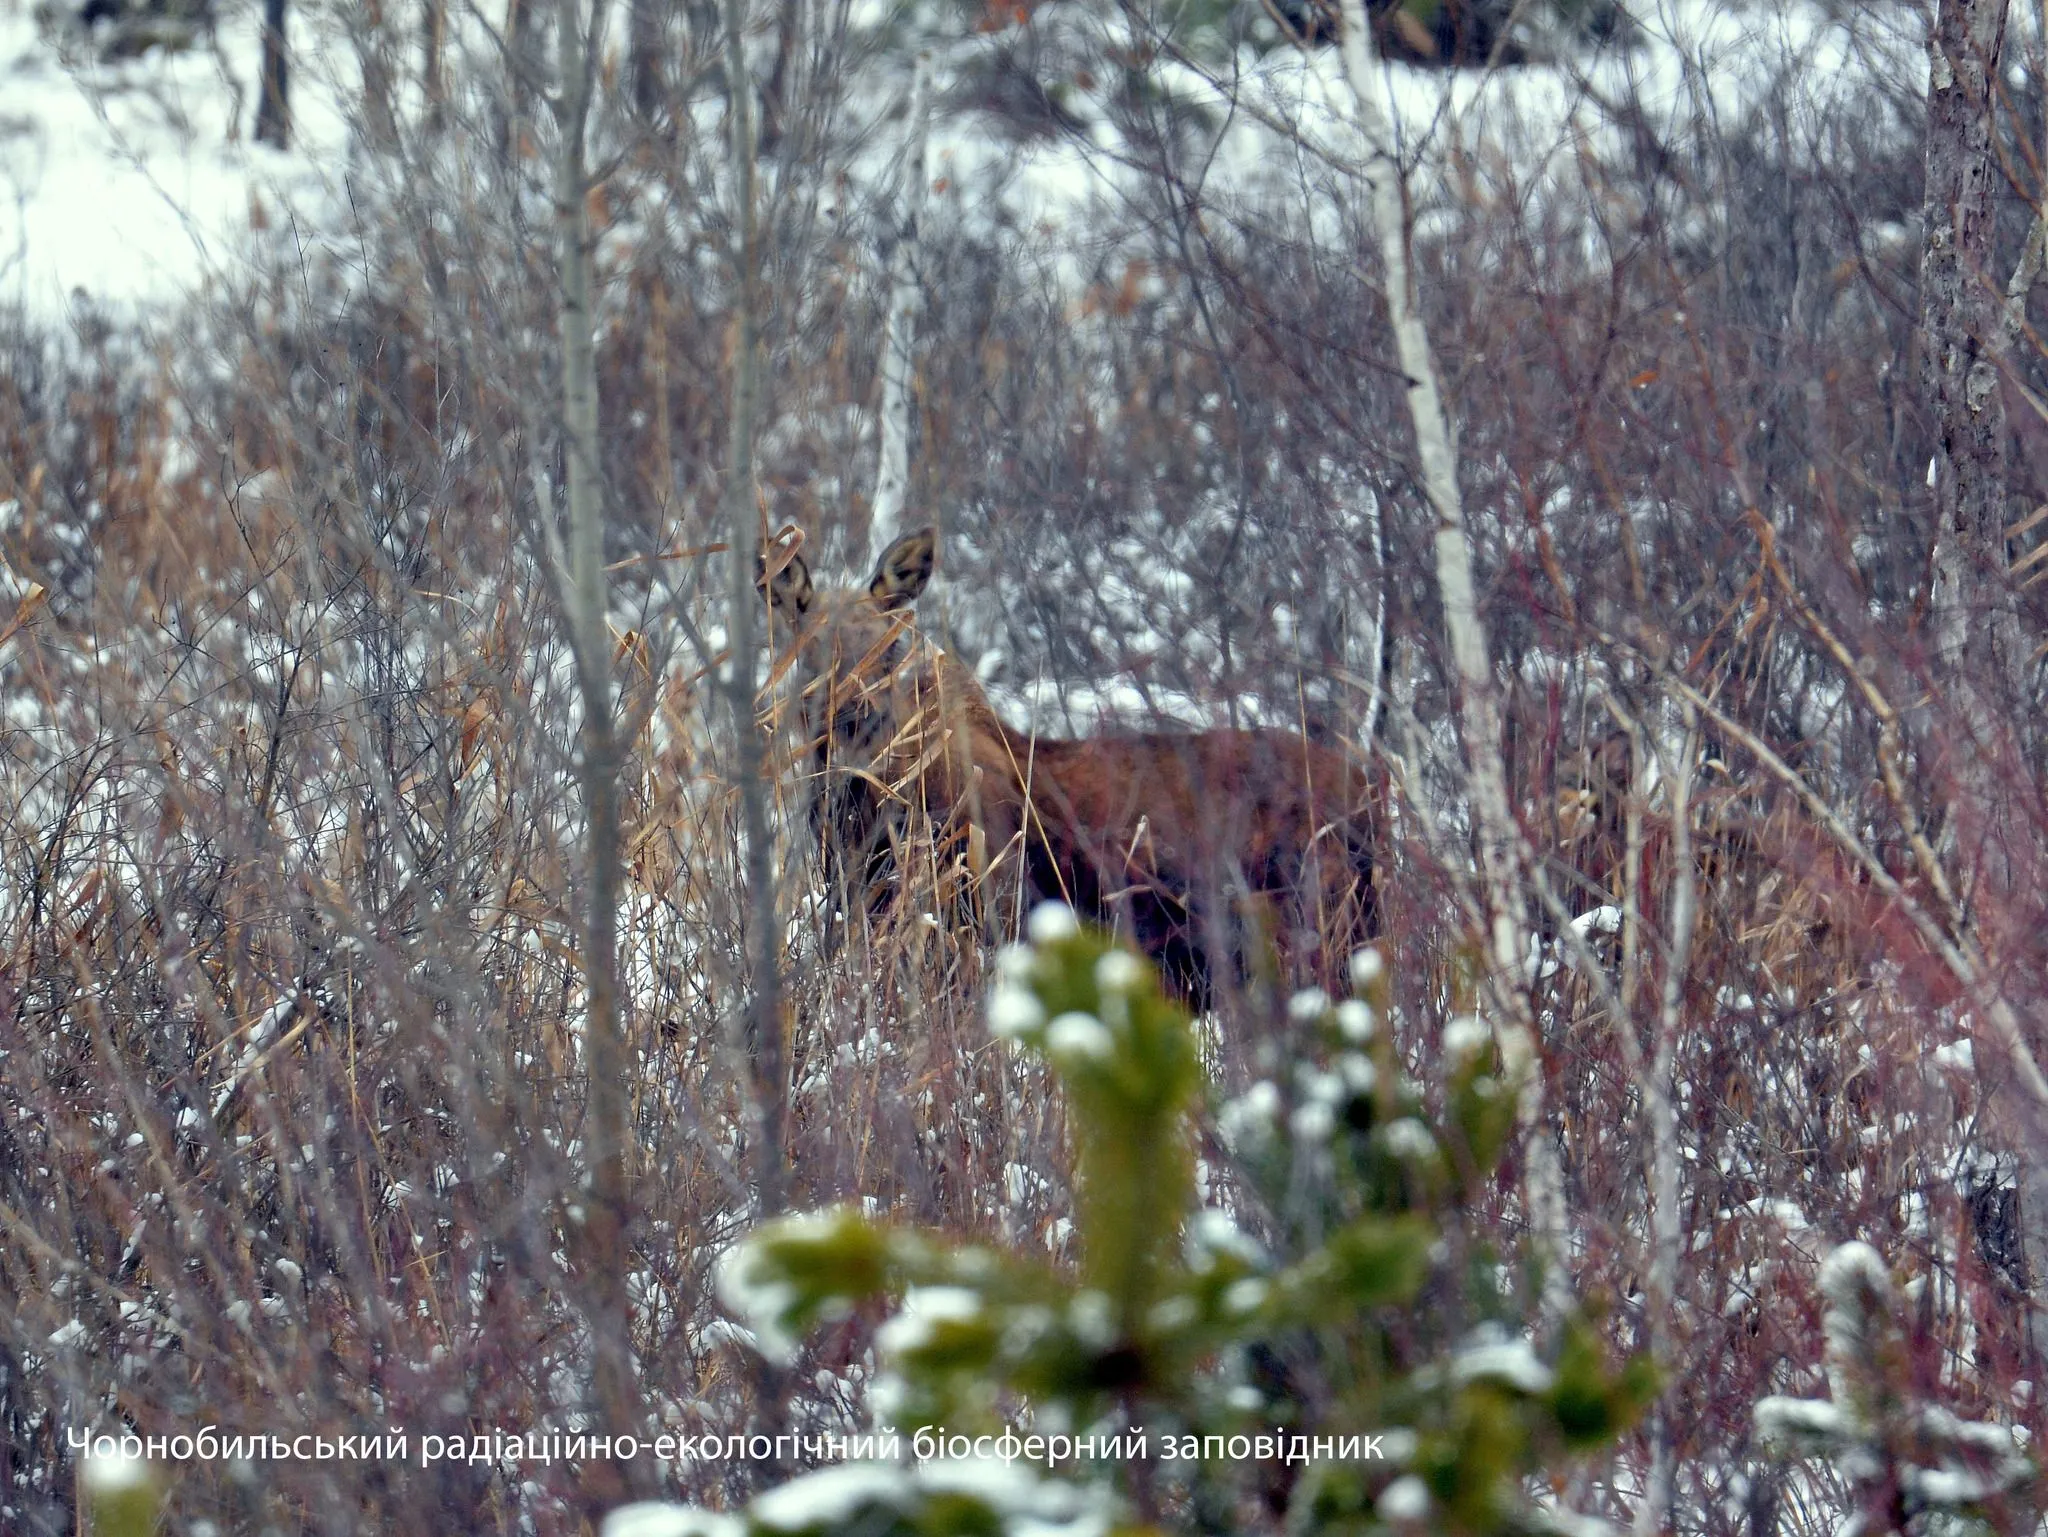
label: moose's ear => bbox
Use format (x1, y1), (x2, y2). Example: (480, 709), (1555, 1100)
(758, 542), (813, 619)
(868, 527), (936, 609)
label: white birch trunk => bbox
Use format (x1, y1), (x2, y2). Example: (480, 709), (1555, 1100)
(720, 0), (789, 1222)
(1355, 481), (1388, 760)
(866, 51), (933, 571)
(1635, 715), (1696, 1537)
(1333, 0), (1573, 1326)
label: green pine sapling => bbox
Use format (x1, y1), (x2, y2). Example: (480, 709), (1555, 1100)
(612, 907), (1649, 1536)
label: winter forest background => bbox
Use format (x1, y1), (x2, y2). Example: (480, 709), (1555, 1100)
(5, 0), (2048, 1530)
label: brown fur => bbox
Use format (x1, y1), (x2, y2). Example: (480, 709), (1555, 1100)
(760, 528), (1377, 1004)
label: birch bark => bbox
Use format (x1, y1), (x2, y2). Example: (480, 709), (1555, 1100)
(1332, 0), (1572, 1325)
(866, 53), (934, 571)
(1635, 717), (1696, 1537)
(721, 0), (790, 1222)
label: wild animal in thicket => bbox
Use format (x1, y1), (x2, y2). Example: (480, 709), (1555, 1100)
(758, 527), (1378, 1006)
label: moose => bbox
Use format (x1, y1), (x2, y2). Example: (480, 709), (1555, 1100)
(759, 527), (1377, 1006)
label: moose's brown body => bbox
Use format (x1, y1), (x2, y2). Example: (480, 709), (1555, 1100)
(761, 528), (1376, 1004)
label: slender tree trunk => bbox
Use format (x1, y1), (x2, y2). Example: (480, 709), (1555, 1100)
(551, 0), (643, 1506)
(356, 0), (402, 152)
(1352, 482), (1388, 759)
(753, 0), (800, 156)
(1333, 0), (1573, 1327)
(501, 0), (538, 162)
(1635, 717), (1696, 1537)
(1917, 0), (2048, 1360)
(254, 0), (290, 148)
(721, 0), (788, 1222)
(865, 52), (933, 570)
(1923, 0), (2016, 683)
(422, 0), (446, 130)
(629, 0), (663, 116)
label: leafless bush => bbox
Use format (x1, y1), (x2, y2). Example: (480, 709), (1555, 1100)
(6, 0), (2048, 1531)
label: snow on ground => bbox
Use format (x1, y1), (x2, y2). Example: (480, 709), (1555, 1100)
(0, 0), (346, 319)
(0, 0), (1927, 324)
(899, 0), (1926, 299)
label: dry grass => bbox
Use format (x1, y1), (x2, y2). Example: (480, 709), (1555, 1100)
(2, 55), (2044, 1525)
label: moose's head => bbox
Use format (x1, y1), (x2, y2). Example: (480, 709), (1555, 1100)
(757, 527), (940, 763)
